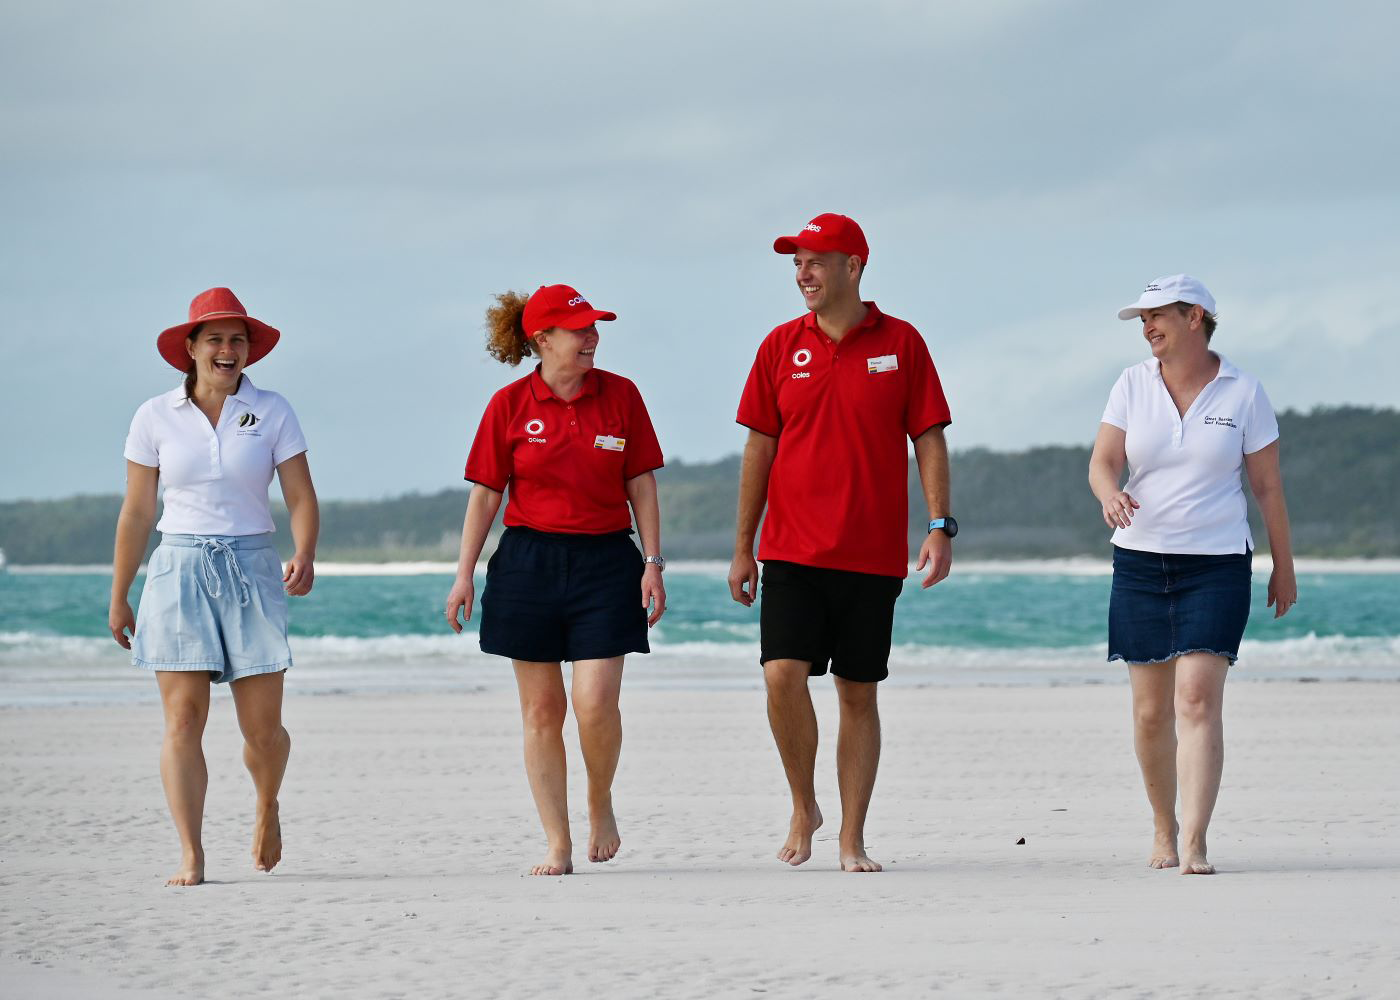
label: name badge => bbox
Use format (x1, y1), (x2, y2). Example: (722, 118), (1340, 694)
(867, 354), (898, 374)
(594, 435), (626, 451)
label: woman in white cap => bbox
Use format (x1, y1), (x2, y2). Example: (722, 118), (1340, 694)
(443, 284), (666, 876)
(1088, 274), (1297, 875)
(109, 287), (320, 886)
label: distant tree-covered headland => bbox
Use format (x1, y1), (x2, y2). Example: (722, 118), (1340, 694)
(2, 407), (1395, 564)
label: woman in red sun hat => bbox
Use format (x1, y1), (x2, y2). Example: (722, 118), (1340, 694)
(109, 287), (320, 886)
(444, 284), (666, 876)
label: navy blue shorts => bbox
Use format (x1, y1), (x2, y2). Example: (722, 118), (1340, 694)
(479, 526), (649, 663)
(1108, 545), (1252, 666)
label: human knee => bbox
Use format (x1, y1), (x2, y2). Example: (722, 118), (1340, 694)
(163, 702), (207, 743)
(763, 660), (810, 695)
(521, 694), (568, 733)
(1174, 684), (1220, 724)
(1133, 698), (1175, 734)
(243, 724), (287, 755)
(834, 678), (878, 714)
(572, 694), (620, 732)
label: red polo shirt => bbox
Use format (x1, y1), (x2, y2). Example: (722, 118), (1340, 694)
(736, 303), (951, 577)
(466, 367), (664, 534)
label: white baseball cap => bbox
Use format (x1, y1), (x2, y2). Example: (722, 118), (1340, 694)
(1117, 274), (1217, 320)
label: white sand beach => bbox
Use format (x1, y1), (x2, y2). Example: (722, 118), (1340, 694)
(3, 681), (1398, 999)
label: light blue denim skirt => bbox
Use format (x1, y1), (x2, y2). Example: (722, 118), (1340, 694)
(132, 534), (292, 683)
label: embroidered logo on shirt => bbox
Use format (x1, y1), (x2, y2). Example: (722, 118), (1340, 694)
(525, 418), (547, 442)
(1203, 416), (1238, 428)
(236, 412), (262, 436)
(792, 348), (812, 367)
(594, 435), (626, 451)
(867, 354), (898, 374)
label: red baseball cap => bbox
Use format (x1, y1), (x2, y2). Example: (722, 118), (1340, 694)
(522, 284), (617, 338)
(156, 287), (281, 372)
(772, 213), (869, 264)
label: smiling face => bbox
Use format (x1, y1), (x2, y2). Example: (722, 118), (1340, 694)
(1140, 303), (1205, 360)
(794, 248), (862, 313)
(186, 318), (250, 390)
(535, 323), (599, 375)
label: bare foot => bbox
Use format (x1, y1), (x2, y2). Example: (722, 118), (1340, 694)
(253, 801), (282, 873)
(588, 803), (621, 863)
(1180, 837), (1215, 874)
(839, 842), (883, 873)
(166, 851), (205, 887)
(1149, 826), (1180, 869)
(529, 845), (574, 876)
(777, 803), (823, 866)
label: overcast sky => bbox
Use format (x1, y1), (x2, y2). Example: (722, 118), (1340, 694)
(3, 0), (1396, 501)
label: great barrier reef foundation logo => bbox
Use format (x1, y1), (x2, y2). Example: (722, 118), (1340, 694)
(1203, 415), (1238, 429)
(236, 412), (262, 435)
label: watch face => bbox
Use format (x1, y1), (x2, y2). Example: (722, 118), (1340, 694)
(944, 516), (958, 538)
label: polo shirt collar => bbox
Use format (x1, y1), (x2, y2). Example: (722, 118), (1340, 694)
(802, 301), (883, 340)
(528, 366), (599, 403)
(1148, 352), (1238, 382)
(166, 374), (260, 409)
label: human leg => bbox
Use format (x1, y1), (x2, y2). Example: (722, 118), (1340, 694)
(571, 656), (625, 863)
(833, 676), (881, 872)
(1128, 661), (1180, 868)
(156, 671), (211, 886)
(1174, 652), (1229, 874)
(230, 670), (291, 873)
(514, 661), (572, 875)
(763, 659), (823, 865)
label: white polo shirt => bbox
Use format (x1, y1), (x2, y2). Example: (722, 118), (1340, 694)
(124, 376), (308, 537)
(1101, 354), (1278, 555)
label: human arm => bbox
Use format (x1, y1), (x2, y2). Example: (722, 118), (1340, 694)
(727, 429), (777, 606)
(276, 453), (320, 596)
(625, 470), (666, 626)
(1088, 422), (1139, 530)
(109, 461), (160, 648)
(912, 425), (953, 589)
(1244, 441), (1296, 618)
(444, 484), (504, 632)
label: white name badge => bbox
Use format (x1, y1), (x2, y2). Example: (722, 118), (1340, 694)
(594, 435), (626, 451)
(867, 354), (899, 374)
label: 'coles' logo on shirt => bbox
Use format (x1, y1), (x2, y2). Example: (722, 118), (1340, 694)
(792, 349), (812, 367)
(524, 418), (547, 442)
(803, 223), (822, 233)
(568, 295), (587, 307)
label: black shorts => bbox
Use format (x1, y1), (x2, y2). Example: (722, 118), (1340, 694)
(479, 526), (649, 663)
(759, 560), (904, 683)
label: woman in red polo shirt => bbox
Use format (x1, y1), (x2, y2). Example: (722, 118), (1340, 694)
(443, 283), (666, 876)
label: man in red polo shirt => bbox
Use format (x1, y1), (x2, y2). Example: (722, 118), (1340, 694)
(728, 213), (955, 873)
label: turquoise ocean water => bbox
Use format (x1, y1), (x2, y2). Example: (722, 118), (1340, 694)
(2, 565), (1397, 705)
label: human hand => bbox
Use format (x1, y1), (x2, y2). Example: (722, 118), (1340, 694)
(916, 531), (952, 589)
(1101, 491), (1139, 530)
(642, 565), (666, 626)
(728, 551), (759, 607)
(109, 599), (135, 649)
(444, 576), (474, 633)
(284, 553), (315, 596)
(1267, 564), (1297, 619)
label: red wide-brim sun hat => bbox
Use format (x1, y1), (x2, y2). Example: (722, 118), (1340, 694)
(156, 287), (281, 372)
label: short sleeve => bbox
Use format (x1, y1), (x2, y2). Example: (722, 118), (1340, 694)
(1243, 380), (1280, 454)
(1101, 370), (1130, 430)
(272, 399), (309, 466)
(465, 393), (512, 491)
(123, 402), (159, 468)
(903, 331), (952, 438)
(736, 334), (782, 436)
(622, 381), (664, 479)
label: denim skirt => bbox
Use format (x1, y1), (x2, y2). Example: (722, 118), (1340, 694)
(479, 526), (649, 663)
(1108, 545), (1252, 665)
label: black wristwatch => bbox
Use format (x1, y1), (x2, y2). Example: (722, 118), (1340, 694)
(927, 516), (958, 539)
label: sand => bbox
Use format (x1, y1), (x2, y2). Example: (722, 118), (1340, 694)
(2, 680), (1398, 999)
